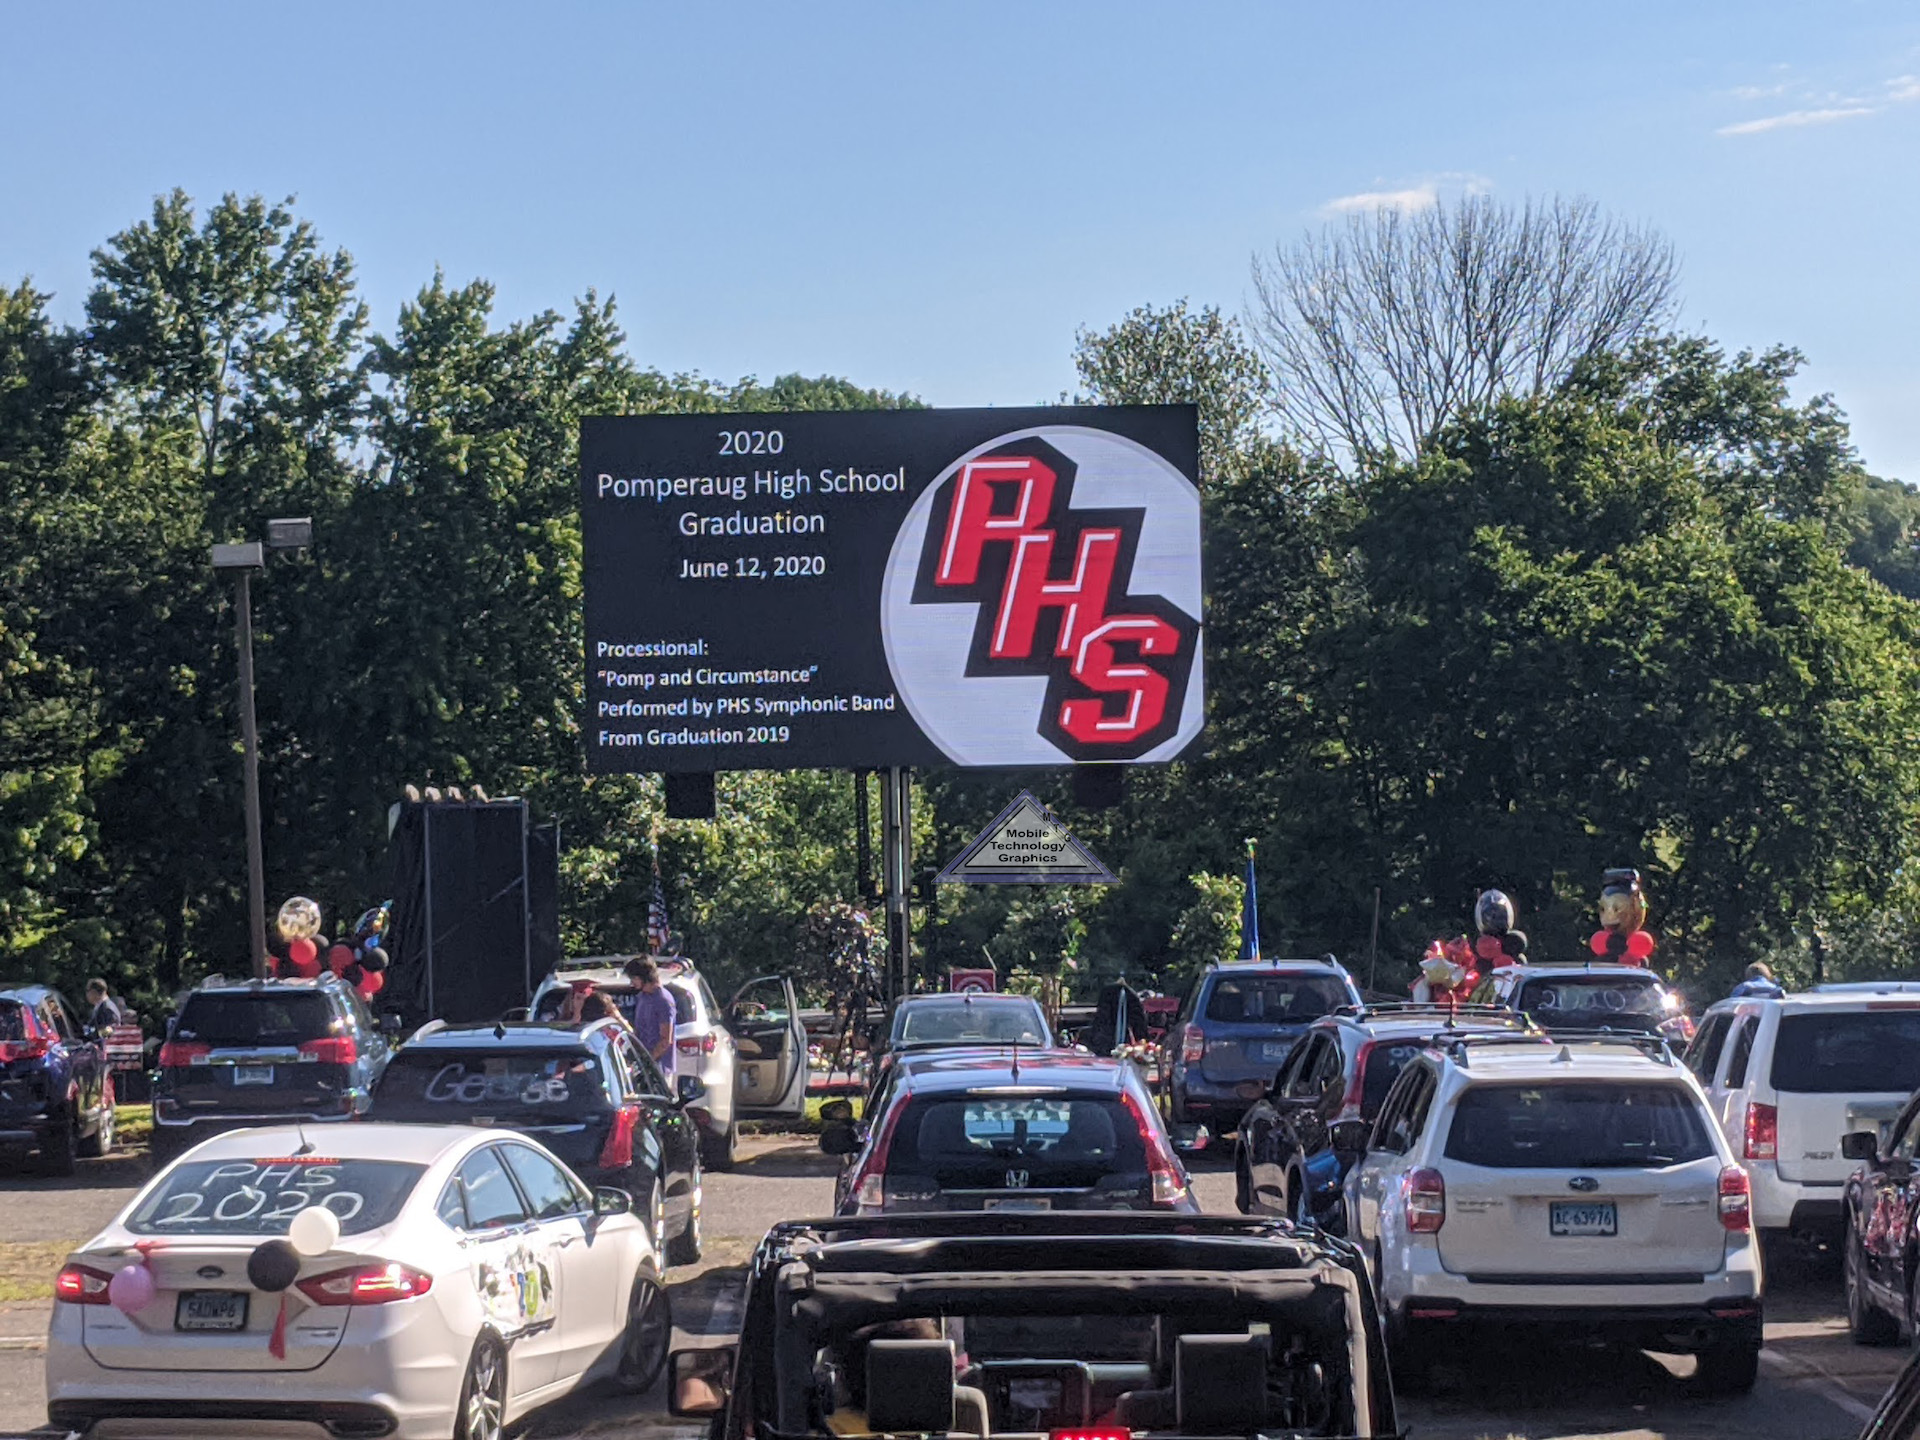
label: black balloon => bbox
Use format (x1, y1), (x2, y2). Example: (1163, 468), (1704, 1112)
(247, 1239), (301, 1292)
(342, 962), (365, 987)
(1500, 930), (1529, 959)
(360, 946), (389, 974)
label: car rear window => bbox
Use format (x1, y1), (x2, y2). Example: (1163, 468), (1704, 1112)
(370, 1049), (612, 1118)
(1359, 1039), (1430, 1117)
(889, 1094), (1146, 1176)
(1203, 975), (1350, 1024)
(1444, 1083), (1715, 1169)
(1512, 975), (1666, 1023)
(1770, 1011), (1920, 1094)
(897, 1000), (1047, 1046)
(174, 993), (333, 1047)
(0, 1002), (27, 1042)
(127, 1157), (423, 1235)
(666, 983), (699, 1022)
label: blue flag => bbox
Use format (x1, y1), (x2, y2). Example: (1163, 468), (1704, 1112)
(1239, 841), (1261, 962)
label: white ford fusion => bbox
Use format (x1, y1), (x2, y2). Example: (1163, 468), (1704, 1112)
(47, 1122), (669, 1439)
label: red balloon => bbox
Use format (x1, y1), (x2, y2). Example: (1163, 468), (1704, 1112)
(1589, 930), (1611, 957)
(1625, 930), (1656, 961)
(289, 937), (318, 970)
(327, 944), (355, 974)
(357, 971), (385, 999)
(264, 954), (281, 978)
(1473, 934), (1504, 962)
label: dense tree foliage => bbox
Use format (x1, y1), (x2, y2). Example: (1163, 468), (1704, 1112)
(3, 194), (1916, 1015)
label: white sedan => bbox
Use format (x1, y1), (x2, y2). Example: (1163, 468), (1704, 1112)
(47, 1122), (669, 1439)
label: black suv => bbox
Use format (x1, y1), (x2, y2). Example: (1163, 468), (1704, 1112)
(666, 1212), (1400, 1440)
(366, 1017), (705, 1265)
(151, 973), (396, 1161)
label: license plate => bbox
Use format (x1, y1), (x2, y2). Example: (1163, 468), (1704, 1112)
(232, 1066), (275, 1086)
(176, 1291), (249, 1331)
(1549, 1201), (1617, 1236)
(1259, 1042), (1294, 1061)
(984, 1196), (1051, 1211)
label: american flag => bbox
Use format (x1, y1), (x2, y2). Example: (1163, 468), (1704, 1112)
(647, 856), (672, 955)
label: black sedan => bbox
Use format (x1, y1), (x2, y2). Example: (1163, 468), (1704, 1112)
(367, 1016), (704, 1265)
(1844, 1089), (1920, 1344)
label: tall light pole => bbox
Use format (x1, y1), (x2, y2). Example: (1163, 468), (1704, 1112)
(211, 518), (312, 978)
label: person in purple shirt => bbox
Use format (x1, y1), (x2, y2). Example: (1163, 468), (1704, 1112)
(623, 956), (677, 1077)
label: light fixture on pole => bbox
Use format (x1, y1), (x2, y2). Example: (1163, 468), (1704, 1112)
(210, 518), (312, 978)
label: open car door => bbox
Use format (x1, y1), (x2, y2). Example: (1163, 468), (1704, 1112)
(727, 974), (808, 1119)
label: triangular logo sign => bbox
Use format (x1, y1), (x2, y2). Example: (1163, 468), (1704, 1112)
(937, 791), (1117, 885)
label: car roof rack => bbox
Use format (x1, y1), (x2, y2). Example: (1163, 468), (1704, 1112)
(1440, 1028), (1674, 1067)
(1335, 1001), (1517, 1022)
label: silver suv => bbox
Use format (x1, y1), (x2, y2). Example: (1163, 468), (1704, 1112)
(529, 957), (807, 1168)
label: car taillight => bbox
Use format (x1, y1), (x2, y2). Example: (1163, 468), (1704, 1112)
(1180, 1027), (1206, 1065)
(1718, 1165), (1752, 1232)
(1341, 1044), (1371, 1117)
(298, 1036), (358, 1065)
(677, 1034), (718, 1055)
(297, 1263), (433, 1305)
(1406, 1168), (1446, 1233)
(846, 1100), (907, 1212)
(157, 1040), (211, 1068)
(1744, 1102), (1778, 1162)
(55, 1264), (114, 1305)
(0, 1038), (51, 1063)
(1053, 1430), (1130, 1440)
(599, 1104), (641, 1170)
(1121, 1089), (1189, 1207)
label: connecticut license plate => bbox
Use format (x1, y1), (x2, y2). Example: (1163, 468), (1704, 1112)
(176, 1291), (249, 1331)
(984, 1196), (1051, 1211)
(232, 1066), (275, 1086)
(1549, 1201), (1617, 1236)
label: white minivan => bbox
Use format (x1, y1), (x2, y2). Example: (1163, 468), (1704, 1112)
(1686, 989), (1920, 1242)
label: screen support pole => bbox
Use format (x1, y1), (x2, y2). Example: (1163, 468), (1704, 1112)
(881, 767), (912, 1001)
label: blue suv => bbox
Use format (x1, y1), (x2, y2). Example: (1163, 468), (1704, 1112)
(0, 984), (115, 1175)
(1161, 959), (1361, 1136)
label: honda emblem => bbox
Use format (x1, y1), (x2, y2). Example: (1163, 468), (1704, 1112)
(1005, 1169), (1030, 1190)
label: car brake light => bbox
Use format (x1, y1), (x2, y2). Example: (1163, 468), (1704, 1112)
(1341, 1044), (1370, 1117)
(297, 1263), (433, 1305)
(0, 1038), (51, 1063)
(1406, 1168), (1446, 1233)
(1120, 1089), (1189, 1207)
(676, 1033), (718, 1055)
(55, 1264), (114, 1305)
(599, 1104), (641, 1170)
(157, 1040), (211, 1068)
(1181, 1027), (1206, 1065)
(846, 1100), (907, 1212)
(1053, 1430), (1130, 1440)
(1718, 1165), (1752, 1232)
(297, 1036), (358, 1065)
(1744, 1102), (1778, 1162)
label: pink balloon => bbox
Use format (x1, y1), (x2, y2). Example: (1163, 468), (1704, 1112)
(108, 1263), (156, 1315)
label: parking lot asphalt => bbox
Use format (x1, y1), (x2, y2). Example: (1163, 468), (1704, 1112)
(0, 1136), (1905, 1438)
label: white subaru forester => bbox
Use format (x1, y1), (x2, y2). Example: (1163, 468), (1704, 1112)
(1343, 1033), (1763, 1394)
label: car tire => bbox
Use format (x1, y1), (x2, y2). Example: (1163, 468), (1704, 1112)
(39, 1107), (76, 1177)
(455, 1334), (508, 1440)
(1234, 1152), (1252, 1214)
(648, 1182), (668, 1260)
(78, 1080), (115, 1158)
(1694, 1343), (1760, 1395)
(667, 1181), (703, 1266)
(1847, 1226), (1901, 1346)
(609, 1271), (672, 1394)
(702, 1122), (738, 1171)
(1385, 1307), (1432, 1396)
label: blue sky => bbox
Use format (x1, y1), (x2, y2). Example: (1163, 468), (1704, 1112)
(4, 1), (1917, 480)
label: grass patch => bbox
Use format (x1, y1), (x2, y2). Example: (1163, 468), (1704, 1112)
(0, 1240), (77, 1303)
(742, 1094), (863, 1135)
(115, 1104), (152, 1147)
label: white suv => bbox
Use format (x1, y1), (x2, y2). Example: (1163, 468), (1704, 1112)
(1687, 987), (1920, 1243)
(1344, 1033), (1761, 1394)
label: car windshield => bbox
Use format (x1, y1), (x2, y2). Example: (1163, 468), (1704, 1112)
(1204, 975), (1350, 1025)
(370, 1048), (611, 1118)
(1445, 1083), (1715, 1169)
(1770, 1011), (1920, 1094)
(1512, 975), (1666, 1024)
(895, 999), (1048, 1047)
(174, 993), (332, 1046)
(126, 1157), (424, 1236)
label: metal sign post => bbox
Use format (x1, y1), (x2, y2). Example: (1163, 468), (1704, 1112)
(879, 768), (913, 1000)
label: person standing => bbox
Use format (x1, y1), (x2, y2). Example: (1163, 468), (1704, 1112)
(84, 979), (121, 1032)
(1729, 962), (1786, 999)
(624, 957), (678, 1076)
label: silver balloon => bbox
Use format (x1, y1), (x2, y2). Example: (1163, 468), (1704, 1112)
(1474, 889), (1516, 937)
(276, 896), (323, 942)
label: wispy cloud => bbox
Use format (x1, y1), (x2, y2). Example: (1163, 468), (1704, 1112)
(1888, 74), (1920, 103)
(1321, 183), (1439, 216)
(1718, 105), (1876, 135)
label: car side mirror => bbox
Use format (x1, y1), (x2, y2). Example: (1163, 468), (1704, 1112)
(819, 1121), (865, 1157)
(1170, 1122), (1210, 1154)
(669, 1345), (735, 1417)
(1842, 1131), (1881, 1163)
(676, 1074), (707, 1106)
(594, 1186), (633, 1218)
(380, 1013), (404, 1038)
(1330, 1120), (1372, 1153)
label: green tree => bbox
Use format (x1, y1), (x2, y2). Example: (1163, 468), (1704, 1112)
(1167, 871), (1245, 978)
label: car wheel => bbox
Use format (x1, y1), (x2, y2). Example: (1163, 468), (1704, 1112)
(1847, 1226), (1900, 1345)
(649, 1182), (668, 1259)
(1234, 1152), (1252, 1213)
(1384, 1306), (1432, 1395)
(78, 1080), (115, 1158)
(1694, 1343), (1760, 1395)
(610, 1271), (672, 1393)
(455, 1335), (507, 1440)
(667, 1181), (703, 1266)
(702, 1121), (738, 1171)
(39, 1108), (76, 1177)
(1290, 1177), (1316, 1230)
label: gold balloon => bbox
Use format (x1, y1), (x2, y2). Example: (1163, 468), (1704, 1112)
(276, 895), (323, 942)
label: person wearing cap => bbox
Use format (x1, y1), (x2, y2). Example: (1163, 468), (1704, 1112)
(1729, 962), (1786, 999)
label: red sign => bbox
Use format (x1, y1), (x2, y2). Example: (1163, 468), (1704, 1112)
(949, 969), (997, 994)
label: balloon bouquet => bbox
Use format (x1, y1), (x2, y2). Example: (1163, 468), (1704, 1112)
(265, 895), (392, 1004)
(1412, 889), (1530, 1006)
